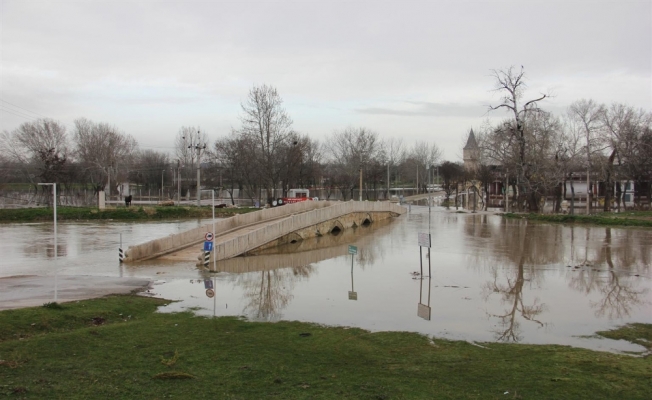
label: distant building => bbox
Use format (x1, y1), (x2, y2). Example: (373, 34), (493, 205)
(463, 128), (479, 171)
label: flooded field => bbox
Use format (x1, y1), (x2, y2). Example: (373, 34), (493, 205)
(1, 207), (650, 352)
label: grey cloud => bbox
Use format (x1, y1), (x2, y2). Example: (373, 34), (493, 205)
(356, 102), (490, 118)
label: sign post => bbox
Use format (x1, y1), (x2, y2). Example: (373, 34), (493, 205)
(348, 245), (358, 300)
(418, 233), (431, 278)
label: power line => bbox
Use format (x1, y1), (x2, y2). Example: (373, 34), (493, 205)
(0, 99), (50, 119)
(0, 106), (38, 121)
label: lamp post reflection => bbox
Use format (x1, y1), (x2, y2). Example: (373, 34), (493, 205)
(38, 182), (58, 302)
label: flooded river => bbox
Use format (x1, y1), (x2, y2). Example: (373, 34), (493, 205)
(1, 207), (650, 352)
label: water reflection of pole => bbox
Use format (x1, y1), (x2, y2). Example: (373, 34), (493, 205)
(351, 261), (354, 293)
(348, 251), (358, 300)
(418, 277), (432, 320)
(419, 245), (432, 278)
(119, 233), (123, 277)
(39, 182), (57, 301)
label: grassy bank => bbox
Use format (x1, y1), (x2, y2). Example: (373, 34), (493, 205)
(1, 296), (650, 399)
(0, 206), (257, 223)
(503, 211), (652, 228)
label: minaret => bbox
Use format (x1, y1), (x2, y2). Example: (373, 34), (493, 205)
(463, 128), (479, 171)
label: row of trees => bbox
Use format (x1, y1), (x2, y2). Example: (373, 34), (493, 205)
(0, 118), (143, 203)
(212, 85), (442, 203)
(0, 85), (443, 205)
(4, 74), (648, 210)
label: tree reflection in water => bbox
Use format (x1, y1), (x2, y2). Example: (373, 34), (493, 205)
(482, 223), (547, 342)
(471, 217), (650, 341)
(567, 227), (649, 319)
(234, 265), (315, 321)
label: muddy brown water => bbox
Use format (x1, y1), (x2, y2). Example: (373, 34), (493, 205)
(1, 207), (650, 353)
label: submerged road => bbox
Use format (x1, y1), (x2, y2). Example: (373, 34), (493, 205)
(0, 275), (150, 310)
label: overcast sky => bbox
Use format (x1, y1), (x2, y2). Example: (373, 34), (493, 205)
(1, 0), (650, 161)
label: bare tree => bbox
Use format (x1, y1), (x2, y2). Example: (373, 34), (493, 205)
(239, 84), (293, 203)
(439, 161), (463, 207)
(129, 150), (170, 195)
(384, 137), (407, 198)
(556, 116), (585, 214)
(326, 127), (382, 200)
(0, 119), (69, 186)
(73, 118), (137, 196)
(601, 104), (652, 210)
(488, 66), (548, 211)
(213, 130), (259, 204)
(409, 141), (442, 192)
(568, 99), (606, 213)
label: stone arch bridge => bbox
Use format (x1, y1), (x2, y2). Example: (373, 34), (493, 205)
(124, 201), (406, 263)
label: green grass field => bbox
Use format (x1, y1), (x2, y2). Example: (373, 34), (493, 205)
(0, 206), (257, 222)
(503, 212), (652, 228)
(1, 295), (650, 399)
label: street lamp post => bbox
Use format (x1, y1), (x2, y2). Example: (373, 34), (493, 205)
(359, 167), (363, 201)
(38, 182), (57, 301)
(161, 169), (165, 202)
(387, 163), (390, 200)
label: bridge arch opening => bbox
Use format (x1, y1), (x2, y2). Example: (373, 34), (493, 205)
(362, 218), (371, 226)
(330, 226), (342, 236)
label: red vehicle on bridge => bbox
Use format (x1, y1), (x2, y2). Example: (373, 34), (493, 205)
(277, 189), (313, 205)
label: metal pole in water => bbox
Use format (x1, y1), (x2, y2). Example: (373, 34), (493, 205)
(212, 189), (216, 272)
(419, 246), (423, 277)
(54, 183), (57, 302)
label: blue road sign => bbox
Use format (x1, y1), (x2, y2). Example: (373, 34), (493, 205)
(203, 241), (214, 252)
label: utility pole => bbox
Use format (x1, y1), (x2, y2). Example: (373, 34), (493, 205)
(387, 163), (390, 200)
(196, 142), (201, 206)
(183, 130), (206, 207)
(359, 167), (363, 201)
(177, 163), (181, 206)
(161, 169), (165, 202)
